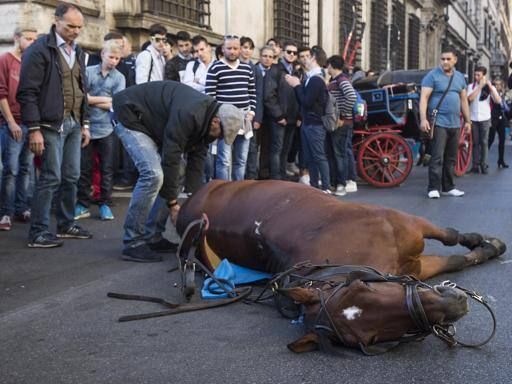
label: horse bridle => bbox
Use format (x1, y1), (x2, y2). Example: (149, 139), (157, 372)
(271, 263), (496, 355)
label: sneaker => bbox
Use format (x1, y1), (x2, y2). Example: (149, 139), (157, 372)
(298, 174), (310, 185)
(14, 210), (31, 223)
(0, 215), (12, 231)
(345, 180), (358, 193)
(74, 204), (91, 220)
(148, 238), (179, 253)
(427, 190), (440, 199)
(56, 224), (93, 239)
(322, 189), (333, 195)
(441, 189), (465, 197)
(122, 244), (163, 263)
(286, 162), (300, 176)
(28, 233), (63, 248)
(99, 204), (114, 220)
(113, 182), (134, 191)
(334, 185), (347, 196)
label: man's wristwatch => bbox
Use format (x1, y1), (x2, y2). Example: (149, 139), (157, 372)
(166, 200), (179, 208)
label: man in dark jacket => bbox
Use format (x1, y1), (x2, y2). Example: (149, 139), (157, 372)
(17, 3), (92, 248)
(264, 42), (301, 180)
(164, 31), (193, 82)
(113, 81), (243, 262)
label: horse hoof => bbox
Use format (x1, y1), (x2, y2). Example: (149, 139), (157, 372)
(460, 233), (484, 250)
(482, 237), (507, 258)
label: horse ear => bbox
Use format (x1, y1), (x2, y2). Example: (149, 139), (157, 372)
(287, 332), (320, 353)
(278, 287), (320, 304)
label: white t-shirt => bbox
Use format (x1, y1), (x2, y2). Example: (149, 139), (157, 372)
(468, 83), (492, 122)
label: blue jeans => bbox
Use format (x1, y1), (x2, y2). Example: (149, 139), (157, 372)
(471, 119), (491, 168)
(215, 135), (250, 180)
(203, 142), (215, 182)
(29, 117), (82, 239)
(0, 123), (34, 216)
(301, 123), (330, 189)
(114, 123), (168, 248)
(329, 124), (355, 185)
(270, 122), (295, 179)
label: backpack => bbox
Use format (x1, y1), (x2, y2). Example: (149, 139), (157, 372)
(336, 74), (367, 124)
(322, 88), (340, 132)
(192, 59), (200, 76)
(353, 90), (367, 124)
(315, 75), (340, 132)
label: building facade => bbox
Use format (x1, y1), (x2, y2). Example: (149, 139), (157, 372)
(0, 0), (510, 79)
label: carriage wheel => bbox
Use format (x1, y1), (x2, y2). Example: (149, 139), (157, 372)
(455, 124), (473, 176)
(357, 133), (413, 187)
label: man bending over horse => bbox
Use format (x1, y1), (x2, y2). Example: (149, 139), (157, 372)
(113, 81), (243, 263)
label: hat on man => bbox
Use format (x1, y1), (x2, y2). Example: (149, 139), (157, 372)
(217, 104), (243, 145)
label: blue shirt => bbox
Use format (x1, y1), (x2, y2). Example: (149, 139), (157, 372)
(86, 65), (125, 139)
(421, 66), (467, 128)
(55, 32), (76, 68)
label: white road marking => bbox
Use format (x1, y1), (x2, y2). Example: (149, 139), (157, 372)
(254, 221), (262, 235)
(342, 306), (362, 320)
(499, 259), (512, 264)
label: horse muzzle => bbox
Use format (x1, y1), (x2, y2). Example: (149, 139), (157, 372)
(432, 284), (469, 322)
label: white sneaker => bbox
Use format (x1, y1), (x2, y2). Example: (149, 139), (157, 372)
(322, 189), (332, 195)
(427, 190), (440, 199)
(345, 180), (358, 193)
(298, 174), (310, 185)
(334, 185), (347, 196)
(441, 189), (465, 197)
(0, 215), (12, 231)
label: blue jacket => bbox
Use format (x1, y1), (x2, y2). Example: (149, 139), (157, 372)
(17, 25), (89, 132)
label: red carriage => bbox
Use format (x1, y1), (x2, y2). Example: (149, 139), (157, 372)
(352, 70), (472, 187)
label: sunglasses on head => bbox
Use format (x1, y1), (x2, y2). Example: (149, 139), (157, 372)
(286, 50), (298, 55)
(224, 34), (239, 40)
(151, 36), (167, 43)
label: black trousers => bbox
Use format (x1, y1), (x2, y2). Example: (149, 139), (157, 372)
(489, 115), (507, 163)
(78, 133), (114, 206)
(428, 126), (459, 192)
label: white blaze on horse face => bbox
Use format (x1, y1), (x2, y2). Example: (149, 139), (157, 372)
(342, 306), (363, 321)
(254, 221), (262, 235)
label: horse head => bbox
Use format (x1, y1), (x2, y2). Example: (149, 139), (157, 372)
(279, 270), (469, 355)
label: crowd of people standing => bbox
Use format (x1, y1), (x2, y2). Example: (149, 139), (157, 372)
(1, 2), (510, 260)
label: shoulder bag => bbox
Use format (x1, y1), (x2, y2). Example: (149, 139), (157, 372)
(429, 73), (454, 139)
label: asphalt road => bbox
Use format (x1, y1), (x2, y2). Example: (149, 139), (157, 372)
(1, 148), (511, 384)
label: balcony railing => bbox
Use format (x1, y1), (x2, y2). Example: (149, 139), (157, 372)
(141, 0), (211, 29)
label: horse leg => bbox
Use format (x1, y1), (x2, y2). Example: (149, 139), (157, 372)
(418, 239), (505, 280)
(417, 217), (505, 252)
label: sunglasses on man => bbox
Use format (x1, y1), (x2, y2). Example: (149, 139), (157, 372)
(286, 50), (297, 55)
(151, 36), (167, 43)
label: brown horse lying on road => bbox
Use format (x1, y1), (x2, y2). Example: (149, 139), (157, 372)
(175, 180), (503, 353)
(176, 180), (505, 280)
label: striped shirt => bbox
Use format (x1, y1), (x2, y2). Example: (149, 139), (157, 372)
(328, 74), (357, 119)
(205, 59), (256, 111)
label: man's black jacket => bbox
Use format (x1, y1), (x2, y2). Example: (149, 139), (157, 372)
(164, 55), (193, 81)
(113, 81), (220, 202)
(264, 60), (300, 123)
(17, 25), (89, 131)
